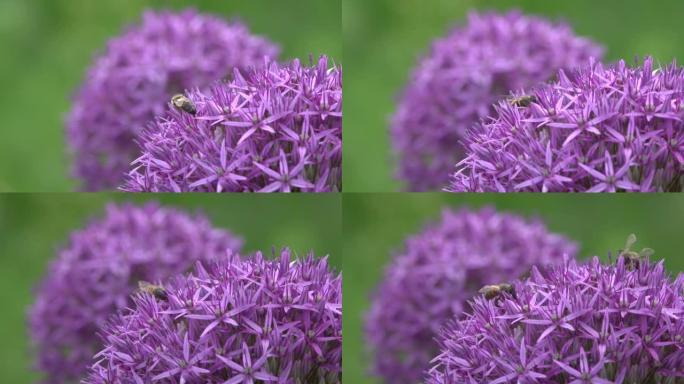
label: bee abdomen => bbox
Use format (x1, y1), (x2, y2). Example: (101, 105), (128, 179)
(138, 281), (169, 301)
(507, 95), (537, 107)
(171, 94), (197, 115)
(479, 283), (516, 300)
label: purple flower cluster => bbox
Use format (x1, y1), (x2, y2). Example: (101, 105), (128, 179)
(84, 249), (342, 384)
(67, 9), (279, 191)
(391, 10), (602, 191)
(121, 56), (342, 192)
(365, 207), (576, 384)
(449, 57), (684, 192)
(28, 203), (242, 384)
(427, 251), (684, 383)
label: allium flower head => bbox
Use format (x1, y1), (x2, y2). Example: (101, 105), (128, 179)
(428, 238), (684, 383)
(449, 57), (684, 192)
(122, 56), (342, 192)
(28, 203), (242, 384)
(391, 10), (602, 191)
(84, 249), (342, 384)
(67, 9), (279, 191)
(365, 207), (576, 384)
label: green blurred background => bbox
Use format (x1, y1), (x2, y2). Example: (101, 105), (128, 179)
(344, 194), (684, 383)
(344, 0), (684, 191)
(0, 0), (341, 192)
(0, 194), (341, 383)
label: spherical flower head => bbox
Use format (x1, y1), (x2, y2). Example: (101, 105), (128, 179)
(427, 241), (684, 383)
(365, 207), (577, 384)
(67, 9), (279, 191)
(391, 10), (602, 191)
(28, 203), (242, 384)
(84, 249), (342, 384)
(449, 57), (684, 192)
(121, 56), (342, 193)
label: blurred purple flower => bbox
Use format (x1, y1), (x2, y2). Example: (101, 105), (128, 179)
(365, 207), (576, 384)
(392, 10), (602, 191)
(84, 249), (342, 384)
(121, 56), (342, 192)
(428, 244), (684, 383)
(28, 203), (242, 384)
(67, 9), (279, 191)
(449, 57), (684, 192)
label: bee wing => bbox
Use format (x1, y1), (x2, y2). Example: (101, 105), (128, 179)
(624, 234), (637, 251)
(640, 248), (655, 258)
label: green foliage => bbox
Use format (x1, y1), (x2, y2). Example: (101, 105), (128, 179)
(343, 194), (684, 383)
(0, 194), (342, 382)
(0, 0), (341, 191)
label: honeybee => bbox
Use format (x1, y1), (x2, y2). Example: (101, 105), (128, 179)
(479, 283), (515, 300)
(507, 95), (537, 108)
(619, 234), (654, 270)
(138, 281), (169, 301)
(171, 94), (197, 115)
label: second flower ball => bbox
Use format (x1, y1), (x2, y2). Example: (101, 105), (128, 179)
(123, 56), (342, 192)
(85, 249), (342, 384)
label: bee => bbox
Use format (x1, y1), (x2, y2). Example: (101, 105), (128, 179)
(171, 94), (197, 115)
(138, 281), (169, 301)
(619, 234), (654, 270)
(507, 95), (537, 108)
(479, 283), (515, 300)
